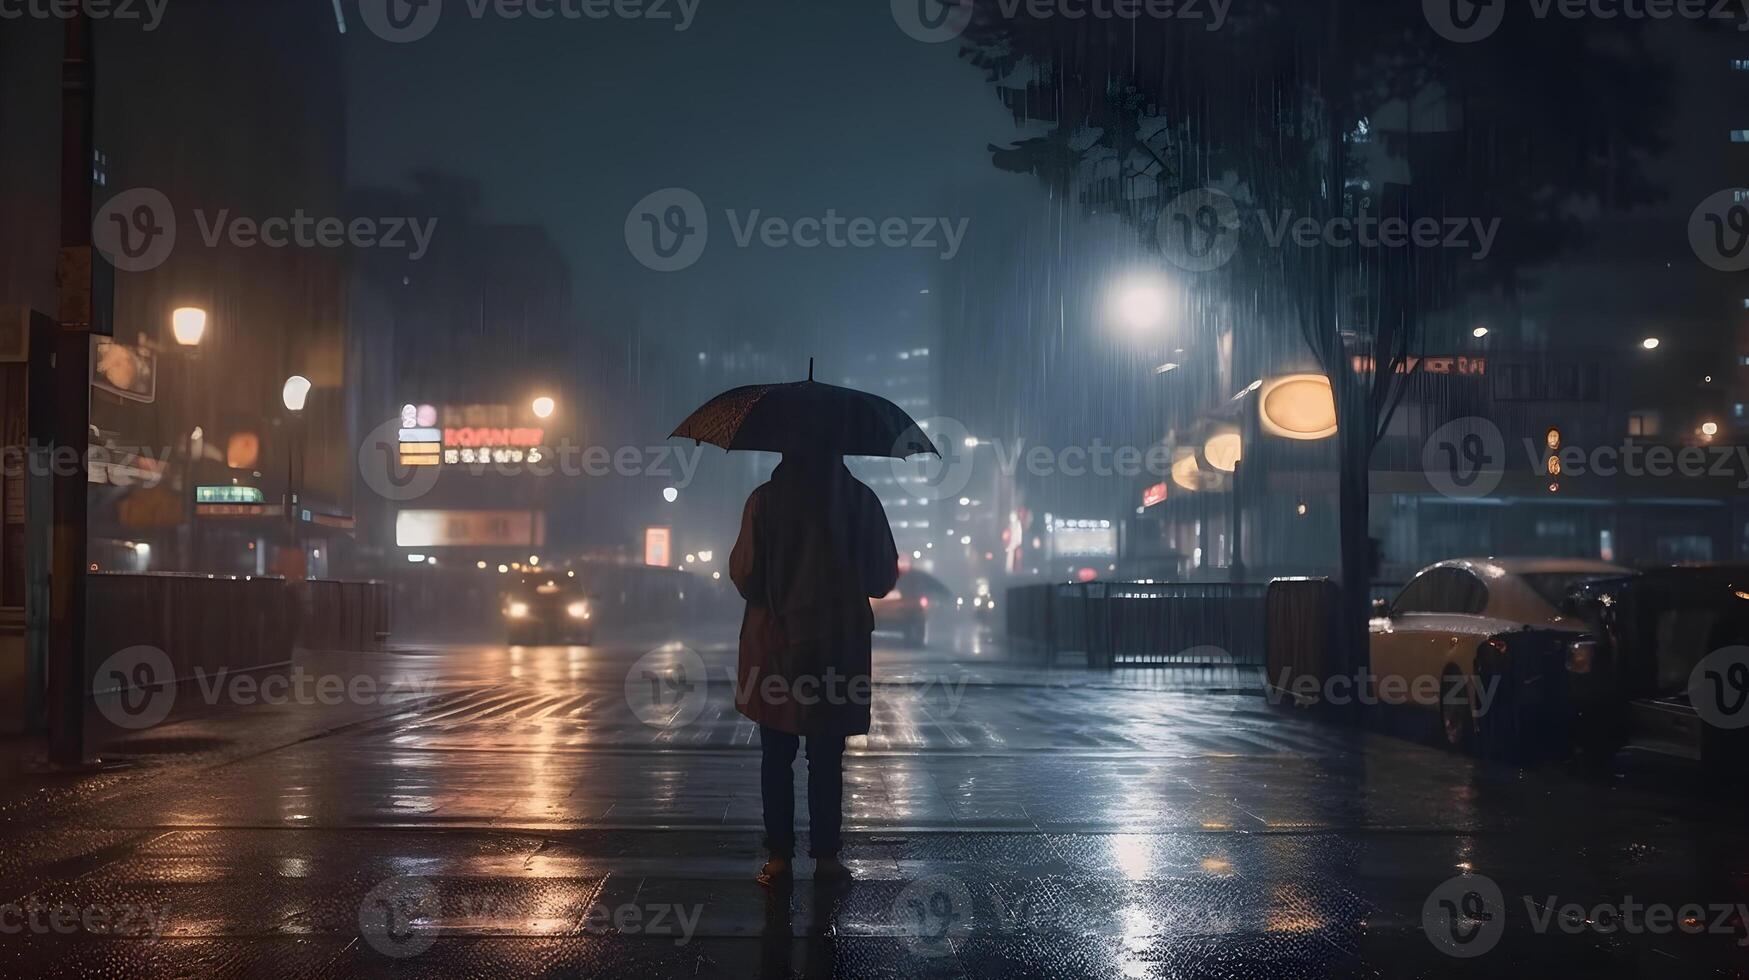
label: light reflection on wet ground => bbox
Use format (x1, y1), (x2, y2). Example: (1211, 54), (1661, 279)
(0, 621), (1745, 977)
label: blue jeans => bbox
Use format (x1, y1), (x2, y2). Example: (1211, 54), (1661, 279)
(759, 726), (846, 859)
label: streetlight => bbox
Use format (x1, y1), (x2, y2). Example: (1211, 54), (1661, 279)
(281, 375), (311, 578)
(1640, 337), (1661, 351)
(531, 395), (555, 419)
(281, 375), (311, 412)
(171, 306), (208, 347)
(172, 308), (210, 571)
(1106, 272), (1173, 335)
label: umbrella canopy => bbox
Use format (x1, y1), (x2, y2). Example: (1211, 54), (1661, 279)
(670, 361), (938, 458)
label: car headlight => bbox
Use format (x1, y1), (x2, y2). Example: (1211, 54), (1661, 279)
(566, 601), (589, 620)
(506, 601), (530, 619)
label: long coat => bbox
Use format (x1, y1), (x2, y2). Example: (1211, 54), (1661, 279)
(729, 459), (899, 737)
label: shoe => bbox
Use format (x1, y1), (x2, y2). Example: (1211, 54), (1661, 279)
(756, 857), (793, 888)
(814, 857), (853, 886)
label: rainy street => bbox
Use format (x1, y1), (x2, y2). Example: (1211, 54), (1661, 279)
(2, 620), (1746, 977)
(9, 0), (1749, 977)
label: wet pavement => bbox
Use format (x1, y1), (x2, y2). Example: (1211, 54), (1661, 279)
(2, 620), (1747, 978)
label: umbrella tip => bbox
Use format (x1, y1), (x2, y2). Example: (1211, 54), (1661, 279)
(808, 357), (814, 381)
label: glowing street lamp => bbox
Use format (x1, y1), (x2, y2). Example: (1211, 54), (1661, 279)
(1106, 272), (1173, 335)
(281, 375), (311, 412)
(1202, 430), (1242, 473)
(1640, 337), (1661, 351)
(171, 307), (208, 346)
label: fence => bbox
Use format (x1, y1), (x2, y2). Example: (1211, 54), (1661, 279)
(1004, 581), (1269, 668)
(294, 579), (392, 652)
(87, 574), (390, 685)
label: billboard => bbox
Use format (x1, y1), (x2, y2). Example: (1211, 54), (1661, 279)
(395, 509), (543, 547)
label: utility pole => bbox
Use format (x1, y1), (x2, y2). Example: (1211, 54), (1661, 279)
(49, 15), (96, 764)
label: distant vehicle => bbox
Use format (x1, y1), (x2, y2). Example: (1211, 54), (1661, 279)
(872, 569), (950, 646)
(1368, 557), (1628, 750)
(503, 572), (594, 645)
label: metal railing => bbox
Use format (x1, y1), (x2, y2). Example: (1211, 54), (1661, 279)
(1005, 581), (1268, 668)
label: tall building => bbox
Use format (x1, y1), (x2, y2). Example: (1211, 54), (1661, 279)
(1, 2), (351, 578)
(844, 346), (940, 577)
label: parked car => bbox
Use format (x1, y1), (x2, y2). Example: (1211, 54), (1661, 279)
(872, 569), (949, 646)
(503, 573), (594, 646)
(1559, 564), (1749, 772)
(1368, 557), (1628, 749)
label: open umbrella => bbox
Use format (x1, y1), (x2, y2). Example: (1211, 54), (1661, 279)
(670, 359), (938, 458)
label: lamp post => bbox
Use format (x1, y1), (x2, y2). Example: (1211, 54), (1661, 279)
(281, 376), (310, 579)
(172, 306), (208, 571)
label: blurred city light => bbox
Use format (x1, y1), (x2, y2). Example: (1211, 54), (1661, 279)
(281, 375), (311, 412)
(1106, 272), (1173, 335)
(171, 306), (208, 346)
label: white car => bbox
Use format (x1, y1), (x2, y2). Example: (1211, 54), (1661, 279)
(1368, 557), (1629, 749)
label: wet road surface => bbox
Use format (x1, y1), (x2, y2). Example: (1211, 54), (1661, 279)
(2, 621), (1746, 977)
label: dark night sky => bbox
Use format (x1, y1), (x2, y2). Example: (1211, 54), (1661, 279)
(342, 2), (1038, 361)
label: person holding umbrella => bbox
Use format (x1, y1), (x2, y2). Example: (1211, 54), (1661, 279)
(672, 361), (935, 886)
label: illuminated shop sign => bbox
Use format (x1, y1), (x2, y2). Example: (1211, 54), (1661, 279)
(1348, 355), (1485, 376)
(397, 403), (547, 467)
(196, 485), (265, 504)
